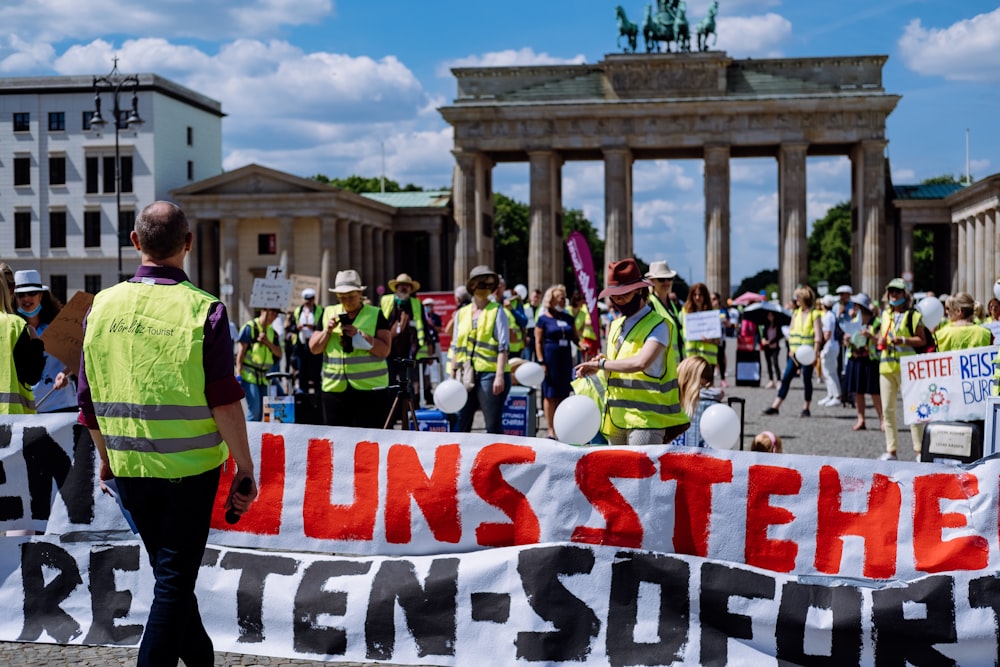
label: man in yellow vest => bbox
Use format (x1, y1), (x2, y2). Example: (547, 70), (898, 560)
(236, 307), (282, 421)
(309, 269), (392, 427)
(78, 201), (257, 666)
(575, 258), (689, 445)
(380, 273), (425, 397)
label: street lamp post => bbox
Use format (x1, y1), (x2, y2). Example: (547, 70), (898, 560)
(90, 58), (144, 283)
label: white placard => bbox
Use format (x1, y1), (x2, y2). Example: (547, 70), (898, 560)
(900, 346), (997, 425)
(984, 396), (1000, 457)
(249, 273), (293, 310)
(683, 310), (722, 341)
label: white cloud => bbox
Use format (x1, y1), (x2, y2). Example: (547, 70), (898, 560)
(898, 9), (1000, 82)
(891, 166), (917, 183)
(634, 160), (696, 193)
(437, 48), (586, 77)
(715, 13), (792, 57)
(971, 158), (991, 179)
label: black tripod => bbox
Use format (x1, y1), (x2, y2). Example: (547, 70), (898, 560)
(384, 357), (420, 430)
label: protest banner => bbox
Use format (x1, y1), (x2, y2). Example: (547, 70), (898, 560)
(3, 414), (1000, 664)
(900, 346), (997, 425)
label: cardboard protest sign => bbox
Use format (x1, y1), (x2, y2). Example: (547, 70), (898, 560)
(249, 265), (293, 310)
(289, 274), (321, 309)
(39, 291), (93, 371)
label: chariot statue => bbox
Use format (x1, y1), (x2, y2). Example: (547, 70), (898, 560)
(615, 0), (718, 54)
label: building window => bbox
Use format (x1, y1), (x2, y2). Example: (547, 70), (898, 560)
(49, 156), (67, 186)
(49, 275), (67, 304)
(86, 156), (99, 193)
(82, 111), (95, 131)
(258, 234), (277, 255)
(14, 211), (31, 249)
(48, 112), (65, 132)
(13, 113), (29, 132)
(187, 160), (194, 181)
(187, 126), (193, 145)
(103, 156), (116, 193)
(85, 275), (102, 295)
(14, 157), (30, 187)
(50, 210), (67, 248)
(84, 210), (102, 247)
(120, 156), (133, 193)
(119, 209), (134, 247)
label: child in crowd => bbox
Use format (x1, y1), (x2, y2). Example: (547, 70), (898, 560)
(752, 430), (783, 453)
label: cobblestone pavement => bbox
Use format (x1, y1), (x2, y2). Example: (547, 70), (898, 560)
(1, 345), (921, 664)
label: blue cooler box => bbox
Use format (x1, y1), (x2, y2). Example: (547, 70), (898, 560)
(415, 409), (451, 432)
(502, 386), (536, 438)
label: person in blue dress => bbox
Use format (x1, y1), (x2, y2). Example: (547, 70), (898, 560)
(534, 284), (579, 439)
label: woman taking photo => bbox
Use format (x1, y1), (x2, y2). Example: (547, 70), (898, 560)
(534, 284), (578, 439)
(876, 278), (928, 460)
(842, 293), (883, 432)
(763, 285), (822, 418)
(575, 259), (689, 446)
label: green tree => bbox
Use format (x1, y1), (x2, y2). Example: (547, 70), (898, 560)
(311, 174), (423, 193)
(807, 202), (852, 289)
(493, 193), (530, 284)
(734, 269), (778, 299)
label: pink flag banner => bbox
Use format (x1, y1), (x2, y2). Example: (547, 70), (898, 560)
(566, 231), (600, 336)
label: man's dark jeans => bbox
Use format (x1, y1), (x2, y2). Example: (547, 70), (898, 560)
(117, 465), (222, 667)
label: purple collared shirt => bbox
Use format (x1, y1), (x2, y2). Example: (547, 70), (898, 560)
(77, 265), (244, 429)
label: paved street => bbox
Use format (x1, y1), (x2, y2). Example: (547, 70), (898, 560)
(0, 345), (921, 664)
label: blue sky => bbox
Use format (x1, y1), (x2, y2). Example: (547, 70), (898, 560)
(3, 0), (998, 289)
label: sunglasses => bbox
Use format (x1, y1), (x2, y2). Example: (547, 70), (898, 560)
(16, 291), (41, 298)
(652, 277), (672, 283)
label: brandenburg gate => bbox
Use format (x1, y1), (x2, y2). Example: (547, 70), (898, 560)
(440, 52), (900, 300)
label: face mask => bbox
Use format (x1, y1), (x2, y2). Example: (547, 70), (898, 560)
(617, 293), (643, 317)
(889, 297), (906, 307)
(18, 304), (42, 318)
(474, 288), (492, 300)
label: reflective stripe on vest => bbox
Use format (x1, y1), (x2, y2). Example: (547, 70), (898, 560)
(240, 318), (277, 385)
(83, 280), (228, 479)
(604, 309), (688, 431)
(457, 303), (503, 372)
(321, 304), (388, 392)
(0, 314), (36, 415)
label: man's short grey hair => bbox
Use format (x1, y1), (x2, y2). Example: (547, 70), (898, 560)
(134, 201), (189, 260)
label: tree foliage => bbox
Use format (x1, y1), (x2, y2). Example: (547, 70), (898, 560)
(734, 269), (778, 301)
(807, 201), (852, 289)
(493, 193), (531, 285)
(311, 174), (423, 193)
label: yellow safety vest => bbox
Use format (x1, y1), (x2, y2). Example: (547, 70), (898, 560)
(320, 304), (388, 392)
(879, 308), (921, 376)
(379, 294), (426, 356)
(788, 307), (821, 354)
(505, 307), (524, 357)
(650, 296), (683, 368)
(604, 309), (689, 432)
(456, 302), (503, 372)
(239, 317), (278, 385)
(681, 309), (718, 366)
(574, 307), (598, 342)
(0, 314), (36, 414)
(83, 281), (228, 479)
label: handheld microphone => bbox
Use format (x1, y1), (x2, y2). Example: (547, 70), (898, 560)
(225, 476), (253, 525)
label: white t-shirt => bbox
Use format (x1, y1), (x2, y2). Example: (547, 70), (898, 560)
(820, 310), (837, 349)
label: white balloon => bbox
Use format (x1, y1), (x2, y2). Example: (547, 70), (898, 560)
(699, 403), (741, 449)
(553, 395), (601, 445)
(850, 331), (867, 348)
(917, 296), (944, 330)
(794, 344), (816, 366)
(780, 325), (791, 340)
(994, 280), (1000, 301)
(514, 361), (545, 388)
(433, 379), (468, 414)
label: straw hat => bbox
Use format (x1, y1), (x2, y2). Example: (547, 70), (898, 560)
(388, 273), (421, 293)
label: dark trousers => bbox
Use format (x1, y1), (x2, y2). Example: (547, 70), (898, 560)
(763, 346), (781, 380)
(116, 465), (221, 667)
(777, 357), (814, 402)
(322, 385), (389, 428)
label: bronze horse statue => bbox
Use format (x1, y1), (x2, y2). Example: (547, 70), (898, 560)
(615, 5), (639, 53)
(642, 0), (691, 53)
(696, 0), (719, 51)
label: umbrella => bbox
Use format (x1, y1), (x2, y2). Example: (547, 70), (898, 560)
(732, 291), (766, 306)
(741, 301), (792, 327)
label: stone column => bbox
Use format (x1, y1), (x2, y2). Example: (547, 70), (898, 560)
(951, 222), (960, 294)
(336, 218), (351, 278)
(852, 140), (887, 300)
(965, 218), (975, 294)
(361, 225), (374, 297)
(603, 147), (633, 275)
(956, 219), (967, 295)
(320, 216), (336, 295)
(778, 143), (808, 303)
(976, 213), (987, 301)
(220, 217), (239, 324)
(278, 216), (294, 274)
(475, 153), (495, 271)
(451, 151), (479, 283)
(350, 221), (362, 282)
(373, 227), (385, 290)
(428, 229), (442, 290)
(900, 224), (914, 284)
(529, 150), (564, 290)
(385, 230), (395, 286)
(704, 144), (731, 296)
(989, 208), (999, 290)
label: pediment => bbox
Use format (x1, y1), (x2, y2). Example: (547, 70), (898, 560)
(172, 163), (336, 197)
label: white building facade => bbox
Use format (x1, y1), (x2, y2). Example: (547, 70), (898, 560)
(0, 73), (224, 300)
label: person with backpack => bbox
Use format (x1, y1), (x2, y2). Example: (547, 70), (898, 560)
(876, 278), (929, 460)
